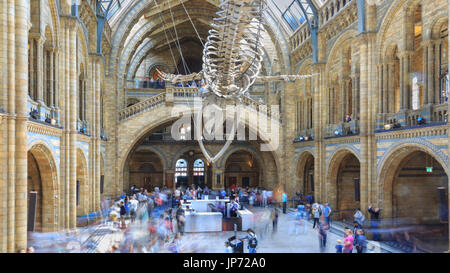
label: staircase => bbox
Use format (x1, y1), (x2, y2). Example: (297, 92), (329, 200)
(118, 87), (280, 122)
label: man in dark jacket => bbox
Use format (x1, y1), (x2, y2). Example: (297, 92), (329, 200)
(176, 204), (185, 235)
(120, 201), (127, 229)
(368, 206), (381, 241)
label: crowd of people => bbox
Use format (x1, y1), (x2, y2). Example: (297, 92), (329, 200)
(22, 182), (392, 254)
(292, 200), (383, 253)
(103, 184), (282, 253)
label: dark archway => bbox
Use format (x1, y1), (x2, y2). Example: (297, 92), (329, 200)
(128, 150), (164, 192)
(381, 150), (448, 252)
(224, 150), (260, 189)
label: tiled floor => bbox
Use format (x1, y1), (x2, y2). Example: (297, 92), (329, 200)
(28, 207), (385, 253)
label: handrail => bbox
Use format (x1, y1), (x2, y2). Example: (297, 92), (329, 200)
(118, 87), (280, 122)
(118, 92), (166, 121)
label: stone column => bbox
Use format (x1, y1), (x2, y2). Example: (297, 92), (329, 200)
(14, 0), (30, 252)
(351, 75), (358, 116)
(28, 38), (35, 99)
(94, 58), (101, 211)
(382, 63), (388, 113)
(283, 81), (298, 195)
(65, 16), (78, 229)
(313, 63), (325, 203)
(358, 33), (370, 214)
(447, 0), (450, 252)
(340, 81), (346, 121)
(49, 48), (54, 107)
(212, 166), (224, 191)
(0, 0), (8, 252)
(63, 20), (70, 229)
(6, 0), (16, 252)
(435, 40), (442, 104)
(165, 170), (175, 190)
(427, 41), (436, 105)
(35, 35), (45, 104)
(400, 51), (413, 110)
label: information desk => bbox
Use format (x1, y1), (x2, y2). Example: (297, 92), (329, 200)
(183, 211), (223, 232)
(182, 199), (230, 213)
(236, 209), (254, 230)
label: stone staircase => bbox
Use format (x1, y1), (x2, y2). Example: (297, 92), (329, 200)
(118, 87), (280, 122)
(287, 208), (408, 253)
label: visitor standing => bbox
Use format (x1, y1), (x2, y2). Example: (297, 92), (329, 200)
(129, 197), (138, 223)
(353, 208), (365, 227)
(355, 229), (367, 253)
(323, 202), (332, 226)
(282, 192), (287, 214)
(368, 205), (381, 241)
(352, 221), (362, 240)
(335, 239), (344, 253)
(262, 190), (268, 207)
(317, 221), (328, 252)
(240, 229), (258, 253)
(225, 242), (233, 253)
(312, 204), (322, 229)
(119, 201), (127, 229)
(176, 204), (185, 235)
(271, 207), (279, 233)
(343, 229), (354, 253)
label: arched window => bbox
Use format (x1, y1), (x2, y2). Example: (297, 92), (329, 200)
(78, 67), (86, 121)
(440, 24), (449, 104)
(412, 75), (420, 110)
(193, 159), (205, 177)
(175, 159), (188, 179)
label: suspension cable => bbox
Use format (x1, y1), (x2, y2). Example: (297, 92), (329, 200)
(166, 0), (190, 75)
(179, 0), (204, 47)
(152, 0), (180, 75)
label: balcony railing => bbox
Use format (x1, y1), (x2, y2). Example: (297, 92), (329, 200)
(118, 87), (280, 122)
(27, 97), (60, 126)
(324, 119), (360, 138)
(294, 128), (314, 143)
(377, 104), (448, 130)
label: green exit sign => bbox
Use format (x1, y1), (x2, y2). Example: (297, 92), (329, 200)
(426, 167), (433, 173)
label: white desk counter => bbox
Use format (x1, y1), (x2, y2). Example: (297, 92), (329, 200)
(181, 199), (229, 212)
(183, 211), (223, 232)
(237, 209), (254, 230)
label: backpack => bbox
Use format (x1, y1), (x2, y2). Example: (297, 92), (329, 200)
(249, 236), (258, 248)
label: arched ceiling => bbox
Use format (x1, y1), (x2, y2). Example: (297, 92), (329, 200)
(105, 0), (297, 83)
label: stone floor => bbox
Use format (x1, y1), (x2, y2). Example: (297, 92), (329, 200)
(26, 207), (411, 253)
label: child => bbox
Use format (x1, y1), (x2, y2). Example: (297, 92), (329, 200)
(335, 239), (344, 253)
(225, 242), (233, 253)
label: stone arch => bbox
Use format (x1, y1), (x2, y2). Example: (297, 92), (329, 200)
(376, 0), (421, 53)
(325, 147), (361, 220)
(325, 29), (358, 76)
(218, 145), (264, 170)
(295, 150), (315, 196)
(117, 105), (283, 187)
(378, 142), (450, 211)
(430, 16), (449, 40)
(377, 144), (449, 250)
(222, 148), (263, 189)
(27, 143), (59, 232)
(43, 25), (54, 47)
(377, 141), (449, 180)
(134, 145), (168, 170)
(127, 148), (165, 191)
(145, 62), (170, 79)
(76, 148), (89, 216)
(76, 24), (89, 65)
(47, 0), (60, 45)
